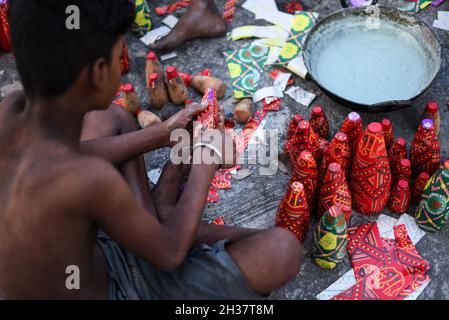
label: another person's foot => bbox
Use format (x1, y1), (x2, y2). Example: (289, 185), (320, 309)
(150, 0), (227, 51)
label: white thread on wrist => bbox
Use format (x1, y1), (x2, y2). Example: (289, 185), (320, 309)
(193, 143), (223, 165)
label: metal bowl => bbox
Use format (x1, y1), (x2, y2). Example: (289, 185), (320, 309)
(303, 5), (442, 112)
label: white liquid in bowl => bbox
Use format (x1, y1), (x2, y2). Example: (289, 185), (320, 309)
(312, 24), (429, 105)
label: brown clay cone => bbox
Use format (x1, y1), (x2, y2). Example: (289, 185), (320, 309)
(121, 84), (141, 117)
(233, 99), (253, 123)
(422, 101), (440, 136)
(148, 73), (169, 110)
(145, 52), (164, 88)
(137, 109), (161, 129)
(166, 66), (189, 105)
(191, 75), (227, 99)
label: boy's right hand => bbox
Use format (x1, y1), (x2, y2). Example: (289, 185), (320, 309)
(164, 102), (208, 131)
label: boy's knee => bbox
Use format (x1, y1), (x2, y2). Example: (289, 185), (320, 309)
(271, 227), (304, 277)
(112, 104), (139, 134)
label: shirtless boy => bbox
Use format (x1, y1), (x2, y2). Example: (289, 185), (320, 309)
(0, 0), (303, 299)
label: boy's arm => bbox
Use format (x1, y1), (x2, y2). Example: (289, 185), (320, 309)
(86, 152), (220, 272)
(80, 103), (207, 165)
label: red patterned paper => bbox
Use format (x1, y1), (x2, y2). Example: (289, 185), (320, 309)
(0, 0), (11, 52)
(270, 69), (295, 86)
(388, 138), (407, 171)
(389, 180), (411, 214)
(411, 172), (430, 204)
(310, 106), (329, 140)
(393, 159), (412, 186)
(223, 0), (239, 22)
(275, 182), (310, 242)
(340, 112), (363, 150)
(120, 41), (131, 75)
(207, 187), (220, 203)
(321, 132), (351, 180)
(197, 88), (218, 130)
(211, 216), (225, 225)
(285, 1), (304, 14)
(286, 114), (304, 142)
(410, 120), (438, 176)
(263, 97), (282, 112)
(288, 120), (320, 164)
(382, 119), (394, 149)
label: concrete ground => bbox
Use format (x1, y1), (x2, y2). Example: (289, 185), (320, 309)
(1, 0), (449, 299)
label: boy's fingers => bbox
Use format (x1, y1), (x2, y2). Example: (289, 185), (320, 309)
(187, 102), (208, 116)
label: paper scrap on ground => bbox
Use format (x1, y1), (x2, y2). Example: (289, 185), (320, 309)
(162, 15), (179, 29)
(232, 169), (254, 180)
(0, 70), (4, 76)
(242, 0), (295, 31)
(286, 56), (308, 79)
(433, 11), (449, 31)
(317, 214), (429, 300)
(276, 11), (319, 65)
(252, 86), (284, 103)
(1, 81), (23, 98)
(229, 25), (289, 41)
(397, 214), (426, 245)
(265, 47), (282, 65)
(273, 72), (291, 92)
(161, 52), (177, 61)
(285, 86), (316, 107)
(147, 169), (162, 185)
(399, 0), (432, 13)
(140, 26), (171, 45)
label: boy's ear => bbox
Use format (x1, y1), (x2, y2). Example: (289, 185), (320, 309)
(90, 57), (109, 92)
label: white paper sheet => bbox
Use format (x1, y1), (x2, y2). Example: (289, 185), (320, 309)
(286, 56), (308, 80)
(140, 26), (171, 45)
(285, 86), (316, 107)
(273, 72), (291, 92)
(252, 86), (284, 103)
(162, 15), (179, 29)
(229, 25), (289, 41)
(160, 52), (178, 61)
(377, 214), (398, 239)
(147, 169), (162, 185)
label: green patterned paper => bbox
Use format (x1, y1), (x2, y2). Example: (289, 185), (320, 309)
(415, 163), (449, 233)
(223, 43), (269, 98)
(131, 0), (152, 37)
(276, 12), (319, 66)
(312, 206), (348, 270)
(398, 0), (432, 14)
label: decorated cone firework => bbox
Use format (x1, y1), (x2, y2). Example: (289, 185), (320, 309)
(389, 180), (411, 214)
(310, 106), (329, 140)
(422, 101), (440, 136)
(287, 114), (304, 141)
(289, 120), (320, 163)
(319, 138), (330, 162)
(318, 163), (352, 221)
(292, 151), (319, 208)
(350, 123), (392, 215)
(388, 138), (407, 171)
(196, 88), (219, 130)
(145, 52), (164, 86)
(382, 119), (394, 149)
(415, 160), (449, 232)
(137, 108), (161, 129)
(393, 159), (412, 186)
(191, 75), (227, 99)
(321, 132), (352, 180)
(148, 73), (169, 110)
(410, 119), (439, 176)
(275, 181), (310, 242)
(166, 66), (189, 105)
(340, 112), (363, 150)
(312, 205), (348, 270)
(233, 99), (253, 123)
(411, 172), (430, 204)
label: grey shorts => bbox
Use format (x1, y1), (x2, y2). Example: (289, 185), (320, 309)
(97, 232), (263, 300)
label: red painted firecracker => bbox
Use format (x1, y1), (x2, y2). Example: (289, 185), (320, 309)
(288, 120), (320, 163)
(318, 163), (352, 222)
(292, 151), (319, 208)
(287, 114), (304, 141)
(410, 119), (440, 176)
(0, 0), (11, 52)
(321, 132), (352, 180)
(422, 101), (440, 136)
(223, 0), (239, 22)
(310, 106), (329, 140)
(411, 172), (430, 204)
(389, 180), (411, 214)
(388, 138), (407, 171)
(382, 119), (394, 149)
(340, 112), (363, 151)
(393, 159), (412, 186)
(350, 123), (392, 216)
(275, 181), (310, 242)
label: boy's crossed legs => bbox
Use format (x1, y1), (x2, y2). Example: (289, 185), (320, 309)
(81, 105), (303, 297)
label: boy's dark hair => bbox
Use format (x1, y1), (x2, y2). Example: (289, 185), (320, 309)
(8, 0), (135, 99)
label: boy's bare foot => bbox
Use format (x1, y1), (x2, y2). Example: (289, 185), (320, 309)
(150, 0), (226, 51)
